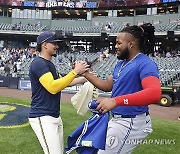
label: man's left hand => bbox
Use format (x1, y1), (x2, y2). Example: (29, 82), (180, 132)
(96, 98), (116, 114)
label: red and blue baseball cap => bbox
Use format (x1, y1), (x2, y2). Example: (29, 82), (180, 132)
(37, 32), (63, 45)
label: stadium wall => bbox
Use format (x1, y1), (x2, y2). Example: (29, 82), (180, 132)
(134, 13), (180, 24)
(1, 13), (179, 29)
(51, 20), (92, 27)
(0, 17), (11, 24)
(11, 18), (52, 29)
(92, 16), (134, 25)
(92, 13), (180, 25)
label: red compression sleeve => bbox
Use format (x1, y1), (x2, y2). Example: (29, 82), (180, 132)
(114, 76), (162, 106)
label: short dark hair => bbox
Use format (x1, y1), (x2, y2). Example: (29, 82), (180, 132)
(36, 44), (42, 52)
(121, 23), (155, 55)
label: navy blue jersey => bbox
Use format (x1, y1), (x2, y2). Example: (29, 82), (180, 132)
(111, 53), (159, 116)
(29, 57), (61, 118)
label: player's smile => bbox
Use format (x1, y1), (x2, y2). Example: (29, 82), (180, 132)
(116, 49), (121, 55)
(115, 43), (122, 56)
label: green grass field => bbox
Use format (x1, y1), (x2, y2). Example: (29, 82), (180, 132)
(0, 96), (179, 154)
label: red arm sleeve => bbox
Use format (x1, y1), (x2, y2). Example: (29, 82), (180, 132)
(114, 76), (162, 106)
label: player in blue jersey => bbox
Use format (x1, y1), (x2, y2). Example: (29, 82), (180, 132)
(29, 31), (89, 154)
(83, 23), (162, 153)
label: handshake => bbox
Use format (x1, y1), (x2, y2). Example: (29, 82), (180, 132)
(72, 61), (90, 75)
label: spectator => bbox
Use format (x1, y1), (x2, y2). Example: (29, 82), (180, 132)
(4, 63), (11, 77)
(12, 62), (17, 77)
(16, 60), (22, 71)
(166, 51), (171, 58)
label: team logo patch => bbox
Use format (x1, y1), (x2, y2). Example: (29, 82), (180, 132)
(123, 98), (129, 105)
(106, 135), (119, 149)
(0, 102), (30, 128)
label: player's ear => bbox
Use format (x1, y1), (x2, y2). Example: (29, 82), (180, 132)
(42, 42), (48, 49)
(128, 41), (133, 49)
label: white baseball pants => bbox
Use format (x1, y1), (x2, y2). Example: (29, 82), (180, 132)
(29, 116), (64, 154)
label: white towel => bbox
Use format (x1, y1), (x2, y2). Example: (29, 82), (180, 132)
(71, 82), (99, 115)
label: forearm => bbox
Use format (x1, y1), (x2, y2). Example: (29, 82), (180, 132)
(39, 71), (77, 94)
(68, 77), (87, 87)
(115, 76), (161, 106)
(84, 72), (112, 92)
(115, 88), (161, 106)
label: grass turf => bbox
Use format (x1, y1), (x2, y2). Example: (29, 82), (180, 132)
(0, 96), (179, 154)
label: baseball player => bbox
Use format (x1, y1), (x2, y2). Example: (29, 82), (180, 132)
(28, 31), (89, 154)
(83, 23), (162, 153)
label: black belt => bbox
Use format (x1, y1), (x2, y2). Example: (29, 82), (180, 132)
(112, 111), (149, 118)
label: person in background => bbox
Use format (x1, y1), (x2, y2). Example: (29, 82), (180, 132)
(4, 63), (11, 77)
(12, 62), (17, 77)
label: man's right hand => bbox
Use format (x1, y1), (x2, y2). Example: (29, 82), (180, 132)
(73, 61), (89, 75)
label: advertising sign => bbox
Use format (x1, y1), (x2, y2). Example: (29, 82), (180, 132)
(23, 1), (35, 7)
(18, 79), (31, 90)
